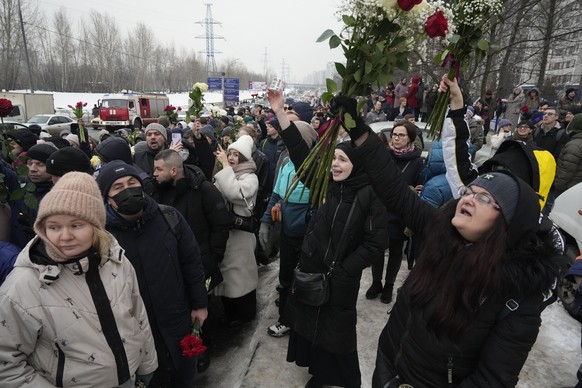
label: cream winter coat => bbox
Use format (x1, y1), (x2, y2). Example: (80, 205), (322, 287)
(0, 235), (157, 387)
(213, 166), (259, 298)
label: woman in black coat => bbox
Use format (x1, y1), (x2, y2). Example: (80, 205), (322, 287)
(366, 120), (424, 303)
(267, 90), (389, 388)
(332, 76), (565, 387)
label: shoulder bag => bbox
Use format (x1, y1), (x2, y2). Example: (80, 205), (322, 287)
(292, 195), (359, 307)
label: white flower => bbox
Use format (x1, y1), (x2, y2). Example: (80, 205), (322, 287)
(377, 0), (397, 12)
(193, 82), (209, 93)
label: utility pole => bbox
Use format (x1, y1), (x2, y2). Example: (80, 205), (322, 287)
(263, 47), (270, 80)
(196, 3), (224, 77)
(18, 0), (34, 92)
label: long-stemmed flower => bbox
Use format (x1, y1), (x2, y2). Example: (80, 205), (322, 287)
(426, 0), (503, 139)
(294, 0), (435, 207)
(188, 82), (208, 122)
(68, 101), (88, 143)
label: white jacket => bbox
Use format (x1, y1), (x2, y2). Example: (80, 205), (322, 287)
(0, 235), (157, 387)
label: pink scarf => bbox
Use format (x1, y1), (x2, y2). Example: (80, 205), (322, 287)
(232, 160), (256, 178)
(389, 143), (415, 156)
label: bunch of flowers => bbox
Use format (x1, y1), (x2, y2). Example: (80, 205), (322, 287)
(187, 82), (208, 122)
(68, 101), (88, 142)
(164, 105), (181, 123)
(426, 0), (503, 138)
(208, 105), (227, 119)
(68, 101), (87, 119)
(290, 0), (450, 206)
(179, 318), (206, 358)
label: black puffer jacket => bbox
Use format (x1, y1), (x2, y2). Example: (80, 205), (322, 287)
(281, 122), (389, 355)
(105, 196), (207, 370)
(155, 164), (232, 290)
(352, 120), (563, 387)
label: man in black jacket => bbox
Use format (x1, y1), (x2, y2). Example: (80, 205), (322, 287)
(96, 160), (208, 388)
(153, 149), (232, 290)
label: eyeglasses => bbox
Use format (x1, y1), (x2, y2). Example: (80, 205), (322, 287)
(391, 132), (408, 138)
(459, 186), (500, 210)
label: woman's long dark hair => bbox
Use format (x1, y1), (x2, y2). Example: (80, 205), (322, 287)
(408, 199), (508, 337)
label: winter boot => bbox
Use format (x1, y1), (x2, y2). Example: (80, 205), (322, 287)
(366, 281), (383, 299)
(380, 284), (394, 304)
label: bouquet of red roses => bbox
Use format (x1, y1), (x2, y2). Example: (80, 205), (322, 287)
(179, 318), (206, 358)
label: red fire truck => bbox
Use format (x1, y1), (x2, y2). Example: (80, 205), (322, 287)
(99, 92), (169, 130)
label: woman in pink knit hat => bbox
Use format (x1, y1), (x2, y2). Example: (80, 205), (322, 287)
(0, 172), (157, 387)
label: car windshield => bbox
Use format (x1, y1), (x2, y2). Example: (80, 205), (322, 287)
(101, 99), (128, 108)
(28, 116), (50, 124)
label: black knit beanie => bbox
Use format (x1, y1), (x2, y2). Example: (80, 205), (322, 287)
(46, 147), (92, 177)
(26, 143), (58, 163)
(96, 160), (143, 200)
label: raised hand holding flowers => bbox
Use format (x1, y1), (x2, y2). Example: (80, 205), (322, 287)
(187, 82), (208, 122)
(426, 0), (503, 139)
(68, 101), (88, 142)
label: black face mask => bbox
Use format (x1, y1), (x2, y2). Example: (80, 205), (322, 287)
(110, 187), (145, 215)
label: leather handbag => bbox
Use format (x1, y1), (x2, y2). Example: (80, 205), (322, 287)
(292, 195), (359, 307)
(231, 188), (259, 233)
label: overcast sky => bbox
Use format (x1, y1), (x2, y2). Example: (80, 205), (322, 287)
(36, 0), (346, 83)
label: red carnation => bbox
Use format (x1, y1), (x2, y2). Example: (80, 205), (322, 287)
(0, 98), (13, 118)
(520, 106), (528, 113)
(179, 333), (206, 358)
(397, 0), (422, 11)
(425, 10), (448, 38)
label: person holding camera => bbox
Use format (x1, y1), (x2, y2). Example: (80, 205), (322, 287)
(213, 135), (260, 327)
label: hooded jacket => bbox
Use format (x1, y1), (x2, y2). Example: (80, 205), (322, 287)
(0, 236), (157, 387)
(406, 76), (421, 109)
(350, 119), (562, 387)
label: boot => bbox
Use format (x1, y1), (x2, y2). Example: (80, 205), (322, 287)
(366, 281), (383, 299)
(380, 284), (394, 304)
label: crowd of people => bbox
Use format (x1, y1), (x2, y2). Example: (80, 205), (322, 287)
(0, 71), (581, 387)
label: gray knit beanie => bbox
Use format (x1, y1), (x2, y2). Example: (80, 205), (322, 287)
(469, 172), (519, 224)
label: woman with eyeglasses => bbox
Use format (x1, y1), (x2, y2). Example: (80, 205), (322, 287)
(331, 74), (565, 388)
(366, 121), (423, 303)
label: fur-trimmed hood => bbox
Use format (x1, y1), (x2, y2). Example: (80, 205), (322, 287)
(497, 237), (567, 300)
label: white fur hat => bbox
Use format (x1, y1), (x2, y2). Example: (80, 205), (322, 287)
(228, 134), (253, 161)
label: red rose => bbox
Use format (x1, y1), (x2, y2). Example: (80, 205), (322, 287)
(397, 0), (422, 11)
(520, 106), (528, 113)
(83, 102), (87, 107)
(425, 10), (448, 38)
(177, 106), (182, 111)
(0, 98), (13, 118)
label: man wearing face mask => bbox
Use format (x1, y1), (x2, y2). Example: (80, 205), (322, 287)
(96, 160), (208, 388)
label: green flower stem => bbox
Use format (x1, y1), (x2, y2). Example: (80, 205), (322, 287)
(78, 124), (86, 143)
(426, 67), (457, 140)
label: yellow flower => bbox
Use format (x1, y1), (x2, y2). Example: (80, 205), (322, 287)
(193, 82), (209, 93)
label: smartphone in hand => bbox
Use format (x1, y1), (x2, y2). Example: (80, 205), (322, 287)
(172, 133), (182, 145)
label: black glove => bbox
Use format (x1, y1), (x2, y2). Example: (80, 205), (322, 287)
(330, 95), (357, 118)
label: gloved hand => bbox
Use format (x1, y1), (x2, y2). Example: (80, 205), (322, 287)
(330, 95), (357, 118)
(330, 95), (370, 142)
(258, 223), (272, 256)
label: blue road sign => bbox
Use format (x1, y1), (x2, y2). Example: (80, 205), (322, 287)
(224, 78), (240, 90)
(224, 88), (239, 103)
(207, 77), (222, 90)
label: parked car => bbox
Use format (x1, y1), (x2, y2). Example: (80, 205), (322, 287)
(0, 121), (31, 131)
(25, 114), (74, 137)
(90, 116), (104, 130)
